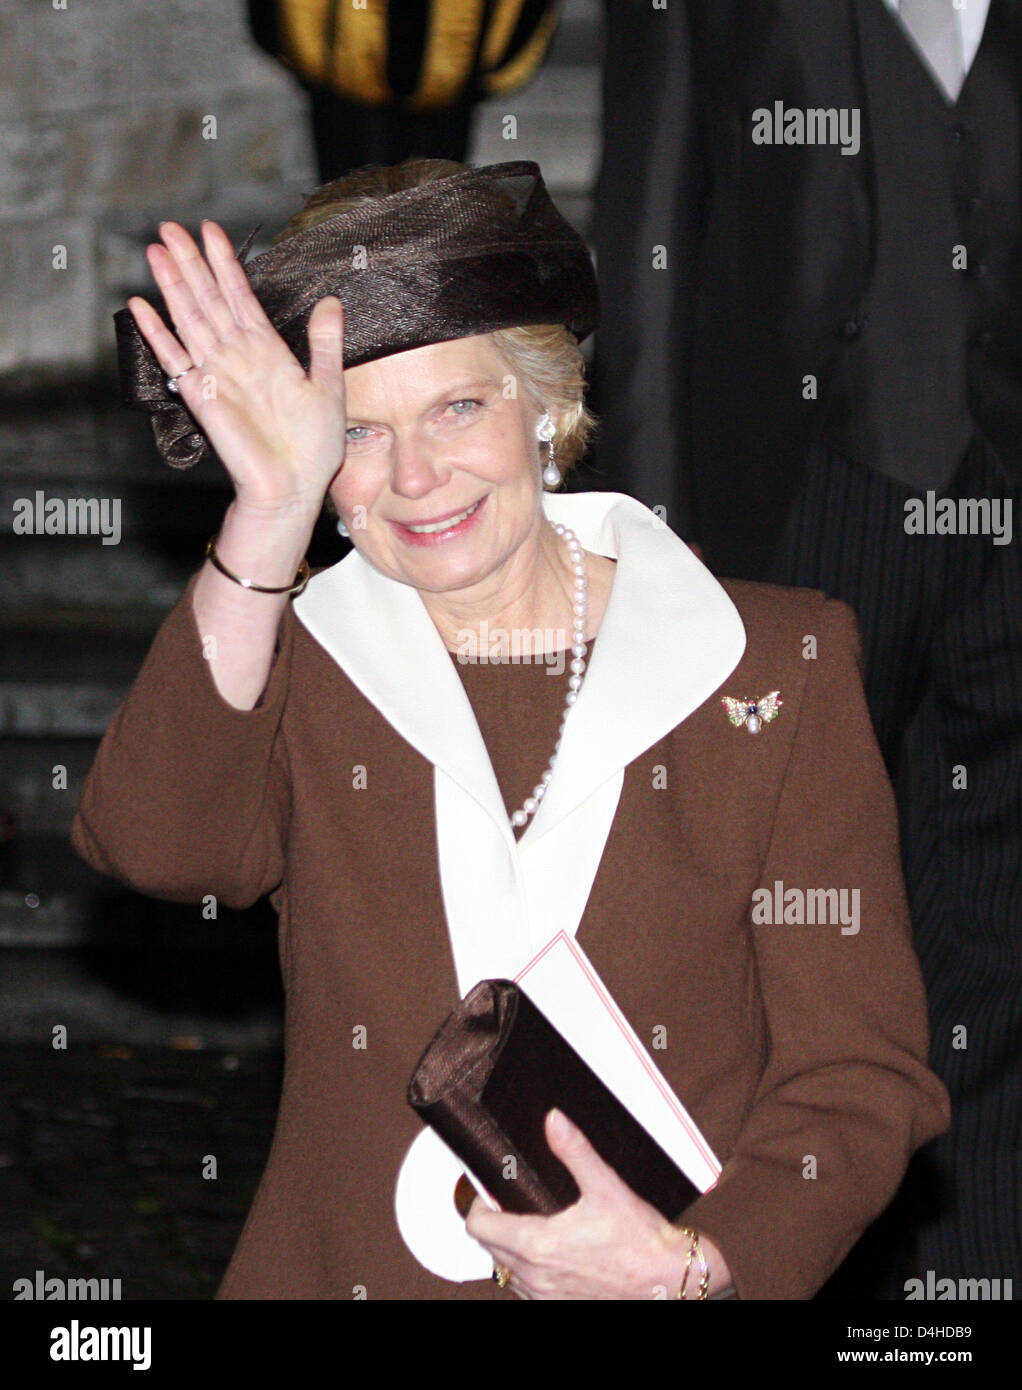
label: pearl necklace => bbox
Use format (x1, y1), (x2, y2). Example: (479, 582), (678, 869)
(510, 523), (588, 828)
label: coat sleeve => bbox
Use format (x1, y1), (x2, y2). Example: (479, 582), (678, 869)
(675, 598), (951, 1300)
(70, 568), (293, 909)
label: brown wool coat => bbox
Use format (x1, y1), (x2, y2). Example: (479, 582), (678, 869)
(70, 551), (950, 1301)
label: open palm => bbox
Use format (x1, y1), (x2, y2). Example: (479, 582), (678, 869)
(127, 219), (347, 514)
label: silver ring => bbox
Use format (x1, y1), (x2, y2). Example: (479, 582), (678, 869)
(165, 366), (194, 394)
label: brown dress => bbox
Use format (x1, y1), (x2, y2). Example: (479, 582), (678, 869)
(70, 566), (950, 1299)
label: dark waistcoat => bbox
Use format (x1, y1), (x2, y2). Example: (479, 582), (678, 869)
(822, 0), (1022, 490)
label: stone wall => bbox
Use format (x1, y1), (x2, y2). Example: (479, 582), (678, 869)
(0, 0), (316, 381)
(0, 0), (600, 383)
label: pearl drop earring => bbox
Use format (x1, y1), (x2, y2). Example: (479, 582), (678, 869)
(538, 412), (560, 489)
(336, 517), (350, 538)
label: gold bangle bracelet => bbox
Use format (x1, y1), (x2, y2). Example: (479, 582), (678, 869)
(205, 534), (311, 596)
(674, 1226), (710, 1301)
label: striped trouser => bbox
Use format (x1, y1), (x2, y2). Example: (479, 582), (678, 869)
(768, 431), (1022, 1299)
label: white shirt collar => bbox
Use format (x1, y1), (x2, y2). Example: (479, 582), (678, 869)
(882, 0), (990, 81)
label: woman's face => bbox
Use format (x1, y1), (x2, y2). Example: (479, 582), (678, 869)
(328, 334), (549, 598)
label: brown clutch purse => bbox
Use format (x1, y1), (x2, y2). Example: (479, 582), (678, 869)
(407, 978), (699, 1218)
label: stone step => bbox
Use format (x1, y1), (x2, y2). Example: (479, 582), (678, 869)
(0, 830), (283, 1042)
(0, 680), (126, 741)
(0, 831), (276, 953)
(0, 398), (208, 484)
(0, 950), (284, 1046)
(0, 737), (99, 834)
(0, 405), (236, 547)
(2, 489), (345, 610)
(0, 514), (343, 741)
(0, 611), (153, 737)
(2, 538), (198, 612)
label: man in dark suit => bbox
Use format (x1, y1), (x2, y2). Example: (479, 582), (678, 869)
(587, 0), (1022, 1297)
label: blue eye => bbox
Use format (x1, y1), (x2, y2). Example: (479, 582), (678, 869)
(449, 399), (479, 414)
(346, 425), (371, 441)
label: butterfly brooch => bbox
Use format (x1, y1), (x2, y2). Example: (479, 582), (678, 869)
(721, 690), (783, 734)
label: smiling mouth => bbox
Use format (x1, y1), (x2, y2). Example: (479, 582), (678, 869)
(401, 499), (482, 534)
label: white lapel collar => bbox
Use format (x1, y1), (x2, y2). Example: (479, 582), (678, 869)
(526, 491), (746, 845)
(292, 491), (746, 849)
(293, 524), (513, 842)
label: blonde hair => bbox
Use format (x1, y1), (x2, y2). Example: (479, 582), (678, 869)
(275, 158), (597, 473)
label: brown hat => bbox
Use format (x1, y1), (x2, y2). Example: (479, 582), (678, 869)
(114, 160), (599, 470)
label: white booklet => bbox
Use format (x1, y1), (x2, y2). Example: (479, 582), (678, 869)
(513, 930), (721, 1192)
(394, 930), (720, 1281)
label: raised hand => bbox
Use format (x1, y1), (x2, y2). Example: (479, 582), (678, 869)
(128, 219), (346, 515)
